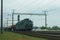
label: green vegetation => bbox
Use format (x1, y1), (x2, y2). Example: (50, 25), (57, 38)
(51, 26), (60, 30)
(40, 26), (48, 29)
(33, 26), (60, 31)
(40, 26), (60, 30)
(0, 32), (46, 40)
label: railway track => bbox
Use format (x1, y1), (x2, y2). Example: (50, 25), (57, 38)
(15, 31), (60, 40)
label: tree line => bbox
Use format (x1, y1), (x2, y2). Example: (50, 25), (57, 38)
(33, 26), (60, 30)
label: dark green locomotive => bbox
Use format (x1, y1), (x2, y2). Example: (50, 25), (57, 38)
(14, 18), (33, 31)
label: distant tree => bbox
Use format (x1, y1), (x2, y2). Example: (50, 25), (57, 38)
(52, 26), (60, 30)
(47, 27), (52, 30)
(40, 26), (47, 29)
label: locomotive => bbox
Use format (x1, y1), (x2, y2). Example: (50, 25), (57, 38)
(13, 18), (33, 31)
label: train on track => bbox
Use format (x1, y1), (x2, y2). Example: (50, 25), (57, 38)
(5, 18), (33, 31)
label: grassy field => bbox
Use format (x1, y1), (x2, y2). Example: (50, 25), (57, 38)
(0, 31), (46, 40)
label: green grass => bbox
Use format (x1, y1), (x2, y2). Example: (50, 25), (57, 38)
(0, 31), (46, 40)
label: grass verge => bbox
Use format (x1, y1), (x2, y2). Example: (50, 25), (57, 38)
(0, 31), (46, 40)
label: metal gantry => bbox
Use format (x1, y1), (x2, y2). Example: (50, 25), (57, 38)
(12, 10), (47, 27)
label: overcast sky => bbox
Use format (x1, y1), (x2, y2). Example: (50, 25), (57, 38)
(0, 0), (60, 27)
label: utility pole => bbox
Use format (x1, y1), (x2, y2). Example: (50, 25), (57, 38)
(12, 10), (14, 26)
(44, 11), (47, 27)
(1, 0), (3, 34)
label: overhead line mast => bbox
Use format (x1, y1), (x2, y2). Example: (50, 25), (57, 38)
(44, 11), (47, 27)
(1, 0), (3, 34)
